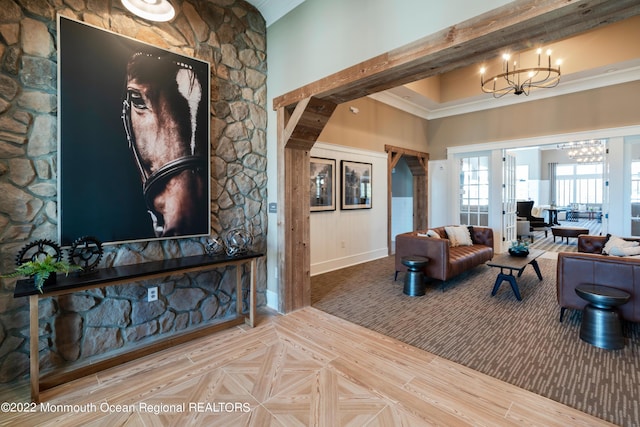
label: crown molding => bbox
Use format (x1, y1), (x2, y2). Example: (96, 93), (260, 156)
(369, 63), (640, 121)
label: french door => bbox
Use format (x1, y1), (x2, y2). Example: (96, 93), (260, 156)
(459, 155), (489, 226)
(502, 153), (517, 248)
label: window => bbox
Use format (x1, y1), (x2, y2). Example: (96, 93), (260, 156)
(631, 161), (640, 205)
(515, 165), (529, 200)
(555, 163), (603, 206)
(459, 155), (489, 226)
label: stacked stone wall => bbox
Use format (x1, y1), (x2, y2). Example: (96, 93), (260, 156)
(0, 0), (267, 383)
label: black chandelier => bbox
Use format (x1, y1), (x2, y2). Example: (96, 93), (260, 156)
(480, 48), (561, 98)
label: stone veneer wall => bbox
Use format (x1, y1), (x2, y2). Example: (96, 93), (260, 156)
(0, 0), (267, 383)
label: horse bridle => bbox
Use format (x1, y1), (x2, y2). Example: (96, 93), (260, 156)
(121, 91), (206, 234)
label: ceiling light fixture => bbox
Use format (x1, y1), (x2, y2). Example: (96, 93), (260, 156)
(558, 139), (606, 163)
(480, 48), (561, 98)
(121, 0), (175, 22)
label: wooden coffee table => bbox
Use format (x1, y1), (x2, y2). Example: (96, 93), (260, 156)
(551, 226), (589, 243)
(486, 249), (544, 301)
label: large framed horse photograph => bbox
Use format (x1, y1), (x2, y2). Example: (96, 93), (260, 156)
(58, 16), (210, 246)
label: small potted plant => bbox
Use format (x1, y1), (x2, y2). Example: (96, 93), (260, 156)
(3, 255), (82, 293)
(508, 239), (530, 257)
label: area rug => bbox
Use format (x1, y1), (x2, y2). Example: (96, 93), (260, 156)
(311, 256), (639, 426)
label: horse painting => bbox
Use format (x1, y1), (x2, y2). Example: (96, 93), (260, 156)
(121, 52), (209, 238)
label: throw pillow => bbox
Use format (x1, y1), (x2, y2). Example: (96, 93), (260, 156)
(603, 235), (639, 255)
(417, 229), (440, 238)
(445, 226), (473, 247)
(609, 246), (640, 257)
(426, 229), (440, 238)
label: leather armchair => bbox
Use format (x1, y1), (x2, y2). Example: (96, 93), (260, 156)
(557, 235), (640, 322)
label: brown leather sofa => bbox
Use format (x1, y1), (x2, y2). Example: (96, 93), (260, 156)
(557, 235), (640, 322)
(395, 226), (494, 284)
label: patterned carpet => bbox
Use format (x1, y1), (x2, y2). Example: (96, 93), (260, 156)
(311, 256), (639, 427)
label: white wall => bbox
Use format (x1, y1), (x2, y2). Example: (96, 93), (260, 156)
(428, 160), (449, 227)
(265, 0), (513, 310)
(310, 143), (388, 275)
(391, 197), (413, 239)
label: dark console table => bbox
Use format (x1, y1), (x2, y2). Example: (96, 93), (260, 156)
(13, 252), (263, 402)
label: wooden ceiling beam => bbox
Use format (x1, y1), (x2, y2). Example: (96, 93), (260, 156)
(283, 97), (337, 151)
(385, 145), (429, 176)
(273, 0), (640, 110)
(404, 157), (428, 176)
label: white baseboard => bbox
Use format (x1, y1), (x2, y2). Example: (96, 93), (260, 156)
(266, 249), (388, 310)
(311, 248), (389, 276)
(266, 289), (278, 311)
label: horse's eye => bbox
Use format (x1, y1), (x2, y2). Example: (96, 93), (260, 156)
(129, 90), (147, 110)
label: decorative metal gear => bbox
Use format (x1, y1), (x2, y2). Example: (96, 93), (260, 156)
(16, 239), (62, 265)
(68, 236), (103, 271)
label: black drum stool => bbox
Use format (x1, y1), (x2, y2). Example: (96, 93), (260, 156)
(575, 284), (631, 350)
(401, 256), (428, 296)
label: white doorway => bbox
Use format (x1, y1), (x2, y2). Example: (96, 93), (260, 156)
(391, 157), (413, 251)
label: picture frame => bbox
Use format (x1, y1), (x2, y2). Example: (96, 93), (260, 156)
(341, 160), (372, 210)
(310, 157), (336, 212)
(57, 16), (210, 246)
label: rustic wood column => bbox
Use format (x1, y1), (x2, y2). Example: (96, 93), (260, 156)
(277, 98), (337, 313)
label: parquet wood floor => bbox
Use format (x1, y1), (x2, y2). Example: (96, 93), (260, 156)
(0, 307), (612, 426)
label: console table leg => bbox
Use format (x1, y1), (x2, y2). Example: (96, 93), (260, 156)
(236, 264), (242, 318)
(29, 295), (39, 403)
(249, 258), (256, 327)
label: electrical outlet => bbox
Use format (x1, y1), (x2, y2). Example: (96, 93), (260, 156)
(148, 286), (158, 302)
(341, 241), (346, 248)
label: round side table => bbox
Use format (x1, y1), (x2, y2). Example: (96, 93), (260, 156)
(575, 284), (630, 350)
(401, 256), (428, 296)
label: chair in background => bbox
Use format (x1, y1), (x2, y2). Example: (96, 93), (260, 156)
(516, 220), (535, 242)
(516, 200), (550, 237)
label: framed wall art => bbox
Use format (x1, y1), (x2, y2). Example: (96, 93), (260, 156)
(310, 157), (336, 212)
(341, 160), (372, 210)
(57, 16), (211, 246)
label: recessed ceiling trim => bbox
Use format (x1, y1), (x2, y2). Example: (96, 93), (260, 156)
(372, 64), (640, 121)
(367, 92), (431, 120)
(447, 124), (640, 155)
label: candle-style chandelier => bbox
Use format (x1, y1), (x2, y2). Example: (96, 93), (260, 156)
(558, 140), (606, 163)
(480, 48), (562, 98)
